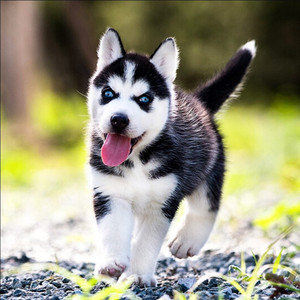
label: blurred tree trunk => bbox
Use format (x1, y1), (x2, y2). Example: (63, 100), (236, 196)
(63, 1), (96, 73)
(1, 1), (40, 134)
(40, 1), (97, 94)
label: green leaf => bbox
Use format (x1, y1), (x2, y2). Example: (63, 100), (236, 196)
(272, 248), (283, 274)
(251, 251), (258, 265)
(240, 251), (246, 275)
(245, 226), (294, 298)
(267, 281), (300, 294)
(228, 265), (243, 274)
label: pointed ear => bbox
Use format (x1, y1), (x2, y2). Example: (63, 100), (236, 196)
(150, 38), (179, 82)
(96, 28), (126, 72)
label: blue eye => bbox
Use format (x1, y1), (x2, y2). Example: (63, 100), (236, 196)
(139, 95), (150, 104)
(102, 88), (115, 99)
(105, 90), (114, 97)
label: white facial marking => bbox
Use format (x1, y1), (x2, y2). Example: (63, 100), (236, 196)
(124, 61), (136, 83)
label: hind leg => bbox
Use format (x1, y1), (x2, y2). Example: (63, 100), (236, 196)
(168, 184), (218, 259)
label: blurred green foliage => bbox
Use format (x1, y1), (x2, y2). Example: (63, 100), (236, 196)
(221, 96), (300, 196)
(32, 91), (88, 148)
(41, 1), (300, 96)
(219, 96), (300, 232)
(1, 91), (88, 188)
(254, 201), (300, 232)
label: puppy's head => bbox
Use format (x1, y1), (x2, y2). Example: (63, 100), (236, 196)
(88, 28), (179, 166)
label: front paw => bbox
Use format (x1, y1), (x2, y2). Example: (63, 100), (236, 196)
(95, 258), (128, 279)
(119, 272), (157, 287)
(168, 227), (205, 259)
(168, 235), (197, 259)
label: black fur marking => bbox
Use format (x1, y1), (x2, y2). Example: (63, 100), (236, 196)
(93, 192), (111, 220)
(205, 130), (225, 212)
(90, 154), (123, 176)
(93, 58), (126, 88)
(195, 49), (253, 114)
(89, 133), (123, 177)
(162, 190), (185, 221)
(144, 130), (181, 179)
(122, 159), (134, 169)
(150, 163), (176, 179)
(128, 53), (171, 100)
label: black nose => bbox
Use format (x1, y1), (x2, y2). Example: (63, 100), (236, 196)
(110, 113), (129, 131)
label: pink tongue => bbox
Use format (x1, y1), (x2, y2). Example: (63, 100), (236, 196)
(101, 134), (131, 167)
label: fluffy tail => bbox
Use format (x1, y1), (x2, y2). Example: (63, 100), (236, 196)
(194, 41), (256, 114)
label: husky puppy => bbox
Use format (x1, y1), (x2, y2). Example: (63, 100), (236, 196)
(87, 28), (256, 286)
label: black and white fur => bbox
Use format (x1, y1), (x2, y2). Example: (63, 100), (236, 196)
(87, 28), (256, 286)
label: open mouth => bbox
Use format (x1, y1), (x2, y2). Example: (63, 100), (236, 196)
(103, 134), (141, 148)
(101, 133), (143, 167)
(130, 136), (140, 148)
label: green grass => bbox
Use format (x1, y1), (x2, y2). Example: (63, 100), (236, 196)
(188, 227), (300, 300)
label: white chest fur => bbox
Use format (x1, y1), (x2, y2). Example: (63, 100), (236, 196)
(90, 158), (177, 214)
